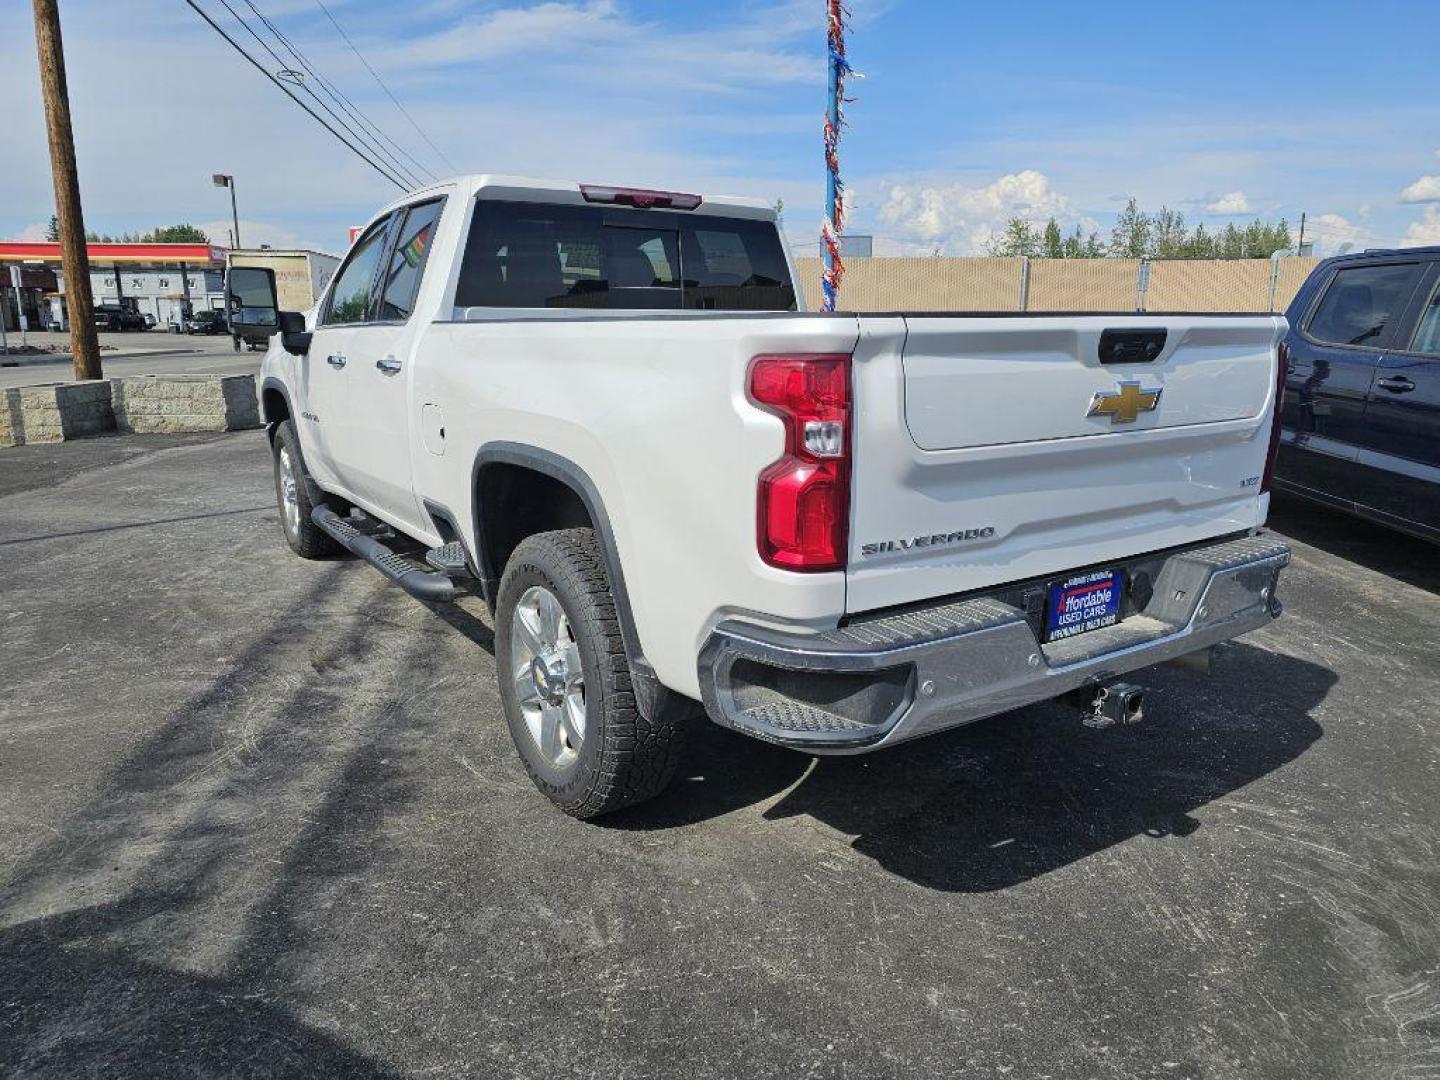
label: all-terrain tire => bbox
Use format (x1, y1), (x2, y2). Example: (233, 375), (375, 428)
(271, 420), (343, 559)
(496, 528), (686, 818)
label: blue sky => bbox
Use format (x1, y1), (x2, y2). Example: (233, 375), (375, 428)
(3, 0), (1439, 255)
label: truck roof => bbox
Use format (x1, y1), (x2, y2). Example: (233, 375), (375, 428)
(373, 174), (778, 222)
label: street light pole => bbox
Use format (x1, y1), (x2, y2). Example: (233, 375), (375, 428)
(213, 173), (240, 249)
(32, 0), (102, 380)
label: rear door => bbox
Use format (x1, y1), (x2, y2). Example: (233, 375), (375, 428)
(1277, 259), (1429, 506)
(846, 314), (1285, 614)
(1353, 262), (1440, 534)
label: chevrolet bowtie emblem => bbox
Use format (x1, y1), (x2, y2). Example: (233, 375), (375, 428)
(1087, 381), (1163, 424)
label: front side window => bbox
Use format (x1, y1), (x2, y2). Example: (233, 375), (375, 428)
(455, 200), (795, 311)
(377, 199), (445, 321)
(1306, 263), (1425, 348)
(322, 216), (391, 325)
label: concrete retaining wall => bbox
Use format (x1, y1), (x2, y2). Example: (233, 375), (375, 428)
(1, 374), (260, 446)
(112, 374), (260, 435)
(2, 382), (117, 445)
(0, 388), (22, 447)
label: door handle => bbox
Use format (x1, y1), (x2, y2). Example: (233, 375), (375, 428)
(1376, 376), (1416, 394)
(326, 353), (346, 369)
(376, 356), (403, 375)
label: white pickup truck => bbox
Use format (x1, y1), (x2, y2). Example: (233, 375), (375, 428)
(238, 174), (1292, 819)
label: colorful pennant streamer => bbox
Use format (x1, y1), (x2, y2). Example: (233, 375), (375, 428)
(822, 0), (856, 312)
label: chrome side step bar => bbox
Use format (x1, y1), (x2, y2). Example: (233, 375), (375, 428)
(311, 506), (457, 604)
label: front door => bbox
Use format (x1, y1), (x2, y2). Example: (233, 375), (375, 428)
(303, 213), (395, 503)
(1278, 259), (1429, 506)
(1355, 264), (1440, 534)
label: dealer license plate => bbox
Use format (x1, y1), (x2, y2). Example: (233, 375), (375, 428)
(1045, 569), (1123, 642)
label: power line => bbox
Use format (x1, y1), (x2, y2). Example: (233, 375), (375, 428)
(183, 0), (408, 191)
(312, 0), (457, 174)
(241, 0), (439, 186)
(208, 0), (422, 189)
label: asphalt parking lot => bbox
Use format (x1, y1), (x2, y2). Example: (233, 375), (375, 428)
(1, 431), (1438, 1079)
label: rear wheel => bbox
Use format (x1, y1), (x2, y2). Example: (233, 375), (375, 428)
(496, 528), (686, 818)
(271, 420), (342, 559)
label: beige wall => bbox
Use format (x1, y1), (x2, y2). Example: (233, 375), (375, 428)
(229, 253), (321, 312)
(796, 256), (1323, 314)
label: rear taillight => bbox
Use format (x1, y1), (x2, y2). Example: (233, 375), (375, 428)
(749, 354), (851, 572)
(1261, 341), (1289, 494)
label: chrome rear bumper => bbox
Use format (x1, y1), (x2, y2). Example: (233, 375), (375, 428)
(697, 534), (1291, 753)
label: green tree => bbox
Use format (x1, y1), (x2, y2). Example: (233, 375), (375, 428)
(1219, 223), (1244, 258)
(1041, 218), (1064, 258)
(45, 215), (60, 242)
(1109, 197), (1151, 258)
(1149, 207), (1188, 258)
(143, 223), (210, 243)
(988, 217), (1040, 257)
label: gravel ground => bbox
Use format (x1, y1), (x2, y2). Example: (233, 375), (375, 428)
(0, 431), (1437, 1079)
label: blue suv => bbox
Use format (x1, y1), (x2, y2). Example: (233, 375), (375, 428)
(1278, 247), (1440, 541)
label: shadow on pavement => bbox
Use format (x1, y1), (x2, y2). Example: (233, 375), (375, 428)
(1268, 493), (1440, 596)
(615, 641), (1332, 893)
(0, 568), (441, 1077)
(0, 905), (402, 1079)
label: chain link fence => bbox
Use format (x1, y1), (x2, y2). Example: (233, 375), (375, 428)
(796, 255), (1323, 313)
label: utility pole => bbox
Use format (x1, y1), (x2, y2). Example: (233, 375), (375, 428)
(32, 0), (101, 380)
(1297, 212), (1307, 256)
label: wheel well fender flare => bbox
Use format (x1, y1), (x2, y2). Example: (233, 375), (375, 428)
(471, 442), (657, 695)
(259, 377), (294, 438)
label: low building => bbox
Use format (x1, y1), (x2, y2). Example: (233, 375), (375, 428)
(0, 241), (228, 332)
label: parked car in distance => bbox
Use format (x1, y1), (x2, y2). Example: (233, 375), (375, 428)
(1277, 246), (1440, 541)
(142, 312), (156, 329)
(187, 309), (229, 335)
(93, 304), (146, 331)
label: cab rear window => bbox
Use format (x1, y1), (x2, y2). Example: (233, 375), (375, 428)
(455, 200), (796, 311)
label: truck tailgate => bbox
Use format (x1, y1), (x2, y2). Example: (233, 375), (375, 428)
(847, 314), (1286, 615)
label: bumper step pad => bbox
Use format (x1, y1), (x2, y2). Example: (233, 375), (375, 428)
(424, 541), (471, 577)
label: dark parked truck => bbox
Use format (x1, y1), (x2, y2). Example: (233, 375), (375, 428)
(1277, 246), (1440, 541)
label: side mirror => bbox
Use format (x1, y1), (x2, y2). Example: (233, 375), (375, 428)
(278, 310), (312, 356)
(225, 265), (279, 334)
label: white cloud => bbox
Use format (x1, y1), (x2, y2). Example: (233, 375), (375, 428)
(13, 221), (49, 241)
(1402, 205), (1440, 247)
(877, 170), (1073, 253)
(198, 218), (340, 254)
(1400, 175), (1440, 203)
(1307, 213), (1364, 253)
(1202, 191), (1251, 214)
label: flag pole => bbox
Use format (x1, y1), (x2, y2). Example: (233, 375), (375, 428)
(821, 0), (852, 312)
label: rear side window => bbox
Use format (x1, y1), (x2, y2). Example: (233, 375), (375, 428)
(1408, 282), (1440, 355)
(377, 198), (445, 321)
(1306, 263), (1426, 348)
(455, 200), (795, 311)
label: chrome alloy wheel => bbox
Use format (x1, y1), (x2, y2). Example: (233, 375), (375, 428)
(278, 445), (301, 537)
(510, 585), (586, 767)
